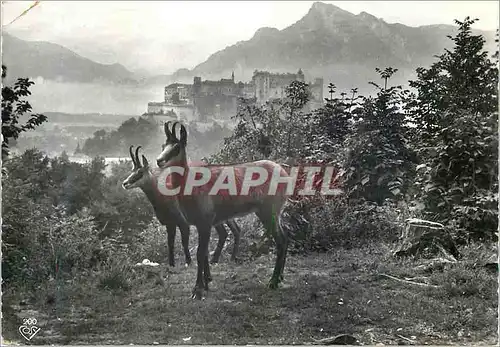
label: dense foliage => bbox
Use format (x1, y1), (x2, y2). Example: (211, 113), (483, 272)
(1, 65), (47, 161)
(212, 18), (498, 248)
(81, 115), (233, 160)
(408, 18), (498, 241)
(2, 149), (155, 289)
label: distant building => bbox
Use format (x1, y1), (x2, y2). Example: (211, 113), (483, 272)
(146, 69), (324, 121)
(253, 69), (305, 103)
(164, 83), (192, 103)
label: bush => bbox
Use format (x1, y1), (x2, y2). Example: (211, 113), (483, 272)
(130, 219), (169, 264)
(96, 255), (134, 292)
(1, 150), (155, 292)
(291, 198), (403, 252)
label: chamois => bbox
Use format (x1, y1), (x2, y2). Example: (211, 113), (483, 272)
(156, 121), (290, 299)
(161, 121), (242, 264)
(122, 145), (241, 267)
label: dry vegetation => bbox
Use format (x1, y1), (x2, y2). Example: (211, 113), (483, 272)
(2, 230), (497, 345)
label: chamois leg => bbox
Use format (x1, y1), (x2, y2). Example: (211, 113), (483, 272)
(192, 226), (211, 300)
(211, 224), (228, 264)
(278, 222), (288, 282)
(226, 220), (241, 262)
(179, 223), (192, 266)
(166, 223), (177, 267)
(256, 208), (288, 289)
(204, 253), (212, 289)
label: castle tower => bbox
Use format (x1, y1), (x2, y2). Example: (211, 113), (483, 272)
(231, 71), (234, 82)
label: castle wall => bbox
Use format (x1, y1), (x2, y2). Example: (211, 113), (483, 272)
(253, 70), (307, 104)
(194, 93), (238, 120)
(164, 84), (192, 102)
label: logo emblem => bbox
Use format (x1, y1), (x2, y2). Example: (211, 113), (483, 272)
(18, 318), (41, 341)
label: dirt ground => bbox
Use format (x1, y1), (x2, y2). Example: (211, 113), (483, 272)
(2, 242), (498, 345)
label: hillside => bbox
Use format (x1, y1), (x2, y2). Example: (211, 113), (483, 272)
(2, 32), (138, 85)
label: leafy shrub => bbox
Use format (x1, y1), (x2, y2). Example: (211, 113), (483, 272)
(1, 65), (47, 161)
(409, 18), (498, 241)
(291, 198), (402, 252)
(129, 219), (169, 264)
(1, 149), (154, 291)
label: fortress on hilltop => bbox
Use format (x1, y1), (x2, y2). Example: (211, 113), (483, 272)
(146, 69), (323, 123)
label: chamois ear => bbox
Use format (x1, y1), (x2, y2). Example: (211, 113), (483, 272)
(180, 124), (187, 146)
(172, 121), (180, 142)
(142, 155), (149, 168)
(135, 146), (142, 168)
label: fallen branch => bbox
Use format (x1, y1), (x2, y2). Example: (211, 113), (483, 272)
(404, 276), (430, 282)
(379, 273), (441, 288)
(311, 334), (358, 345)
(396, 334), (416, 344)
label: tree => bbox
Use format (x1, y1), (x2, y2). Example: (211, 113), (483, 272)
(300, 85), (354, 163)
(2, 65), (47, 161)
(213, 83), (310, 164)
(283, 80), (311, 158)
(345, 67), (416, 204)
(409, 17), (498, 241)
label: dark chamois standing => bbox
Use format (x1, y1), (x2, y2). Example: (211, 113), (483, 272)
(161, 121), (242, 264)
(156, 121), (290, 299)
(122, 145), (241, 267)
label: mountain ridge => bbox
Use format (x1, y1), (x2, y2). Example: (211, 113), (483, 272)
(178, 2), (496, 92)
(2, 31), (138, 85)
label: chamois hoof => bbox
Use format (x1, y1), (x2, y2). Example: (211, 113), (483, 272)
(268, 278), (280, 290)
(191, 287), (204, 300)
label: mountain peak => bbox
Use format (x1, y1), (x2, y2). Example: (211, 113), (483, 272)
(311, 1), (329, 10)
(358, 11), (379, 21)
(252, 27), (280, 40)
(309, 2), (353, 16)
(301, 1), (356, 28)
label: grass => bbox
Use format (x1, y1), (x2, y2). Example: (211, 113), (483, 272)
(2, 239), (497, 345)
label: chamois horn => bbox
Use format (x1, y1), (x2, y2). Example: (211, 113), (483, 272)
(135, 146), (142, 167)
(170, 121), (187, 145)
(129, 145), (138, 168)
(179, 123), (187, 145)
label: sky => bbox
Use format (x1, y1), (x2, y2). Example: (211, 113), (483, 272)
(2, 1), (499, 75)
